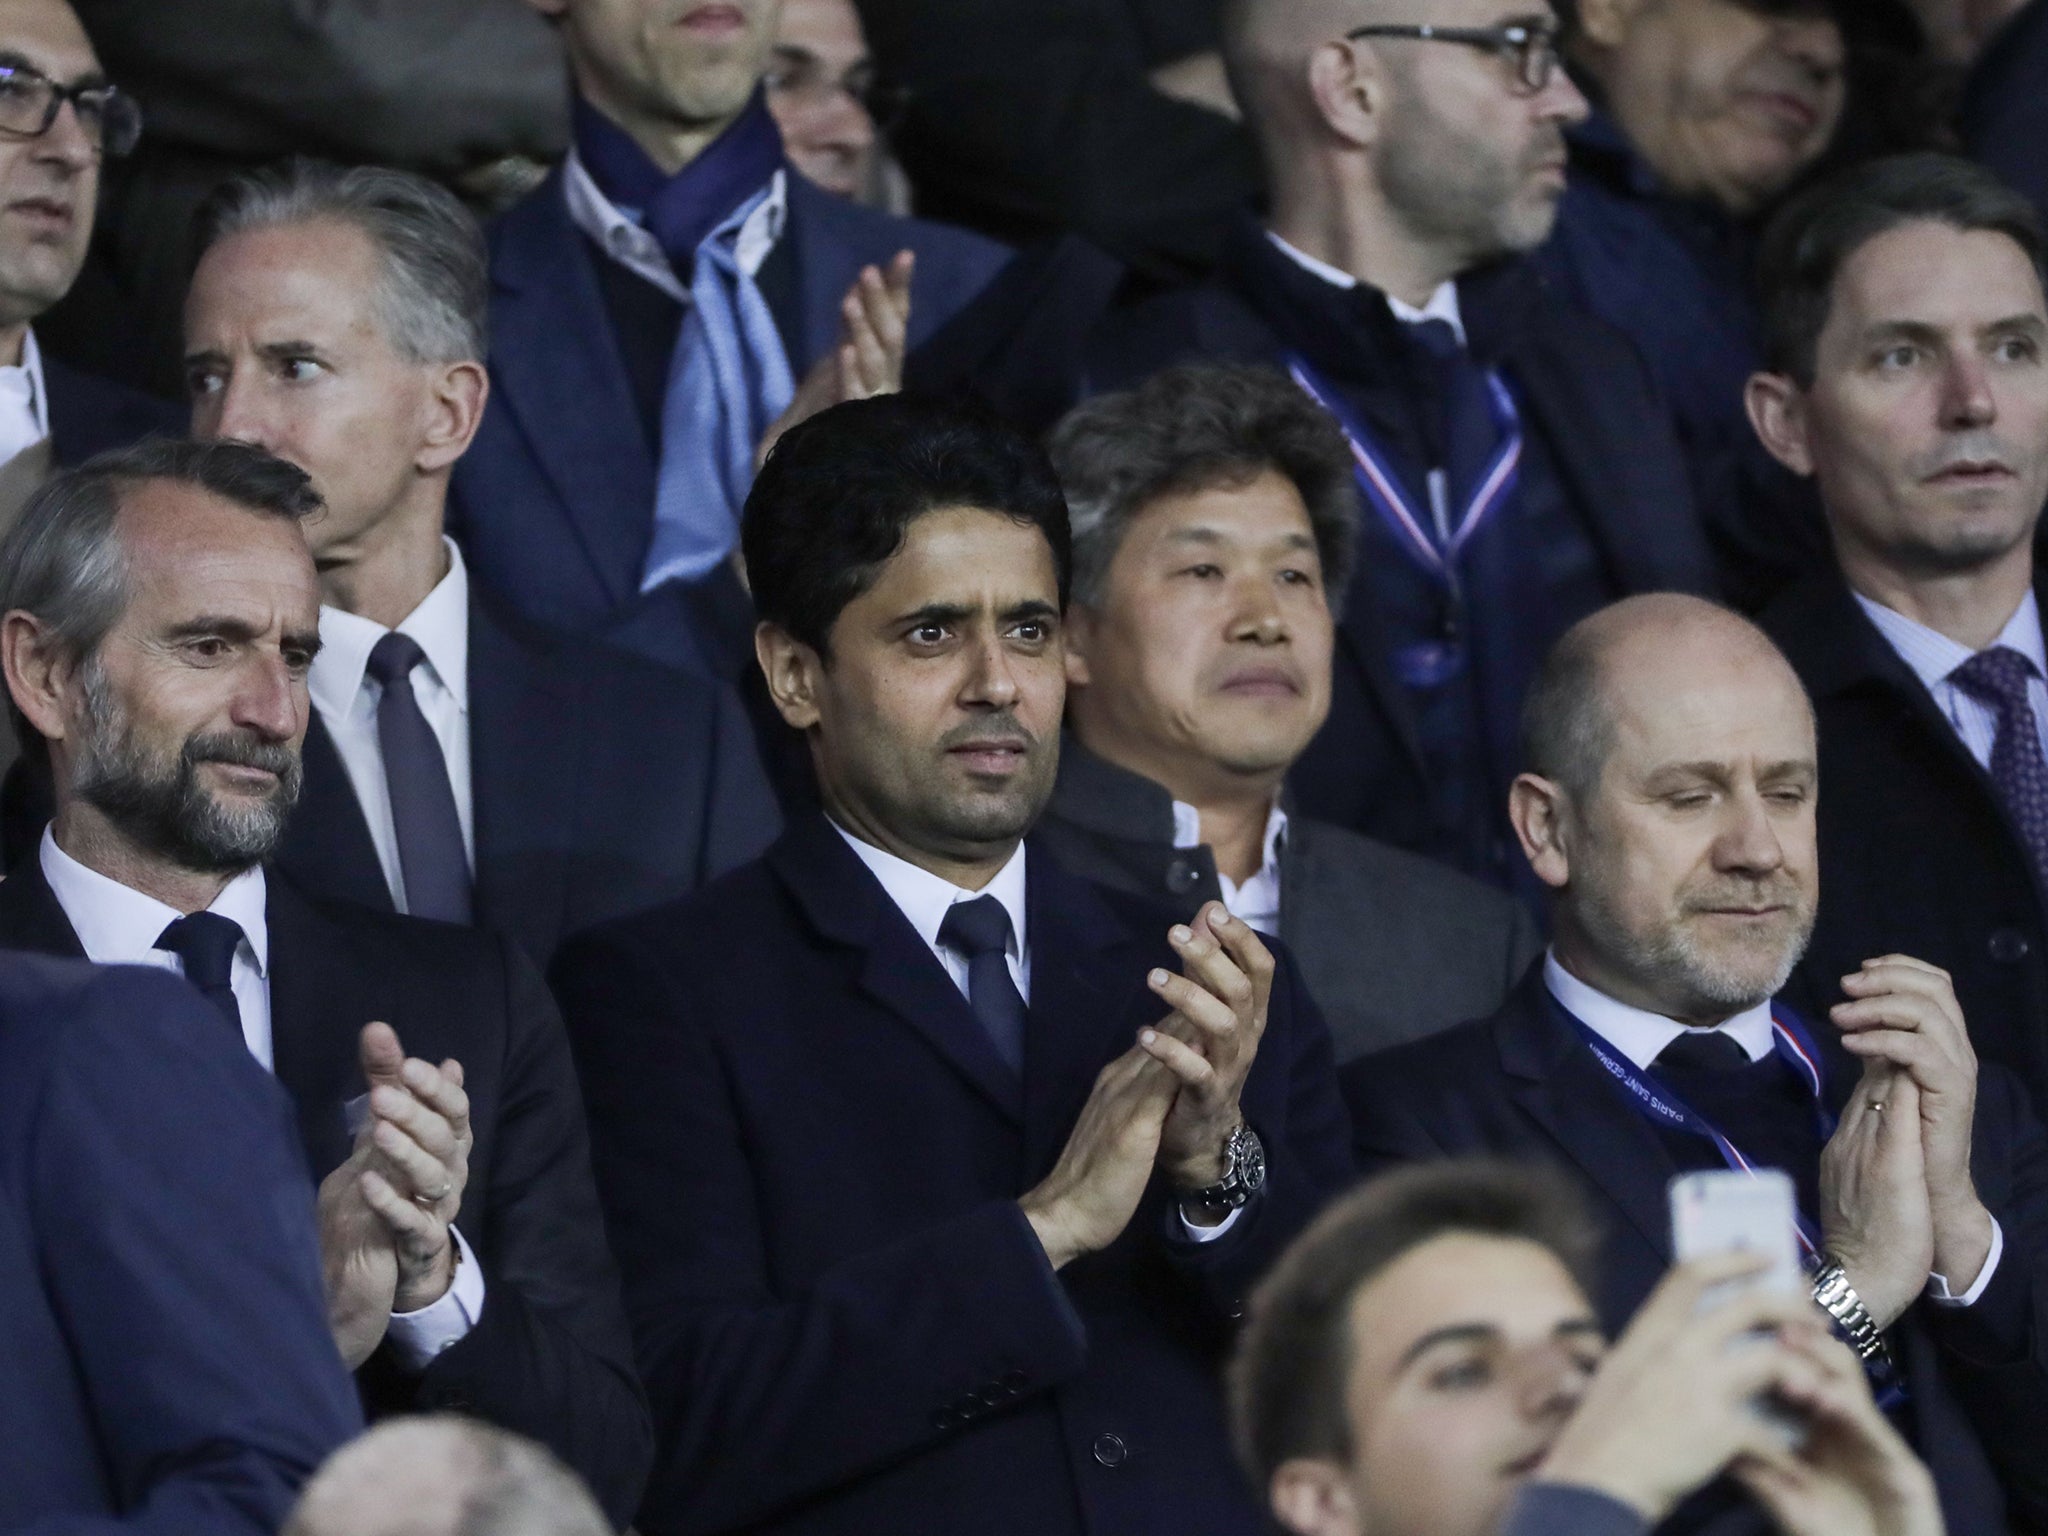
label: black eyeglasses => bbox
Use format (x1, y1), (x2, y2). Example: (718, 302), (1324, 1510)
(0, 61), (141, 158)
(764, 52), (912, 133)
(1343, 16), (1564, 95)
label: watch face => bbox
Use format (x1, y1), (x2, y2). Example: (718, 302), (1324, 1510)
(1237, 1127), (1267, 1193)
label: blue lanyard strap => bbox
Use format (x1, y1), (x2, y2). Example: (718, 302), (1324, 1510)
(1563, 1006), (1836, 1264)
(1286, 350), (1523, 585)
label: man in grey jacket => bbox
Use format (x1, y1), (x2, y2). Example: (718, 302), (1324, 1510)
(1040, 363), (1538, 1062)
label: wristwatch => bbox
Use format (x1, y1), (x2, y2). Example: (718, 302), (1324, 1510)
(1182, 1124), (1267, 1215)
(1812, 1257), (1894, 1368)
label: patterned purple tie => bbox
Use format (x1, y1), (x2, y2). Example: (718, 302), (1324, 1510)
(1951, 645), (2048, 886)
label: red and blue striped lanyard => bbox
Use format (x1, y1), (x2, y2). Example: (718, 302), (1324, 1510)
(1286, 350), (1524, 587)
(1564, 1006), (1837, 1265)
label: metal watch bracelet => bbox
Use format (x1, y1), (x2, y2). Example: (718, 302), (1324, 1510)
(1812, 1257), (1893, 1367)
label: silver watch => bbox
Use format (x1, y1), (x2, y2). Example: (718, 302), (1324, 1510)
(1812, 1257), (1893, 1367)
(1184, 1124), (1266, 1213)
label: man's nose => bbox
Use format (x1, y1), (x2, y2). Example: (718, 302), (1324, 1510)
(1715, 791), (1787, 873)
(232, 654), (303, 742)
(1940, 352), (1999, 430)
(963, 634), (1023, 708)
(1775, 15), (1846, 80)
(34, 96), (97, 172)
(200, 376), (279, 451)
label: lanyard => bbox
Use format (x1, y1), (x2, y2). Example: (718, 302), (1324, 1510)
(1287, 351), (1523, 586)
(1564, 1005), (1836, 1264)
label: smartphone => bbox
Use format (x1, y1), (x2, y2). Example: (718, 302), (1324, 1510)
(1668, 1169), (1806, 1447)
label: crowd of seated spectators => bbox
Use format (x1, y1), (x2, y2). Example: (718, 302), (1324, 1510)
(4, 1), (2048, 1533)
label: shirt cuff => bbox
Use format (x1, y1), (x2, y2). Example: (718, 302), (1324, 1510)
(385, 1225), (487, 1369)
(1178, 1202), (1246, 1244)
(1928, 1218), (2004, 1307)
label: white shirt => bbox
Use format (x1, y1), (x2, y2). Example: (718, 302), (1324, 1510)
(0, 326), (50, 469)
(563, 149), (790, 305)
(1171, 800), (1287, 938)
(1265, 230), (1465, 537)
(1854, 588), (2048, 770)
(832, 821), (1242, 1241)
(1544, 951), (2000, 1305)
(308, 539), (475, 913)
(38, 830), (487, 1362)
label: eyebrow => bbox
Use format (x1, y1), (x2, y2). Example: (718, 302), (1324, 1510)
(0, 52), (107, 90)
(1860, 315), (2048, 346)
(1160, 526), (1318, 553)
(1645, 758), (1815, 783)
(1398, 1316), (1603, 1370)
(162, 615), (324, 659)
(892, 599), (1059, 628)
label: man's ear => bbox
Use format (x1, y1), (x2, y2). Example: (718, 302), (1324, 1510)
(1269, 1457), (1366, 1536)
(416, 361), (489, 475)
(1307, 35), (1384, 151)
(1744, 371), (1817, 479)
(1510, 772), (1574, 892)
(755, 621), (824, 732)
(1063, 603), (1096, 690)
(4, 611), (77, 750)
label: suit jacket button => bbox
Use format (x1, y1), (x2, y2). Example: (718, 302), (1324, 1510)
(954, 1394), (982, 1419)
(1166, 858), (1202, 895)
(1092, 1432), (1128, 1468)
(1990, 928), (2033, 964)
(1001, 1369), (1028, 1393)
(932, 1407), (960, 1431)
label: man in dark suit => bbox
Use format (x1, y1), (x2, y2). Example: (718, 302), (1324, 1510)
(0, 953), (363, 1530)
(554, 396), (1354, 1536)
(1746, 155), (2048, 1114)
(166, 159), (779, 969)
(1041, 364), (1538, 1062)
(452, 0), (1011, 680)
(0, 439), (651, 1525)
(1088, 0), (1713, 890)
(1345, 594), (2048, 1534)
(1962, 0), (2047, 226)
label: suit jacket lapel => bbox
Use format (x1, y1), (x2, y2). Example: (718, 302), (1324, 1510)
(466, 595), (577, 958)
(0, 853), (88, 957)
(1019, 850), (1148, 1180)
(1498, 975), (1679, 1262)
(488, 168), (657, 608)
(273, 713), (393, 914)
(769, 817), (1023, 1123)
(265, 877), (392, 1181)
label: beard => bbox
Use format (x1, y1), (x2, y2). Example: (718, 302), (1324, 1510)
(73, 662), (302, 874)
(1574, 870), (1817, 1020)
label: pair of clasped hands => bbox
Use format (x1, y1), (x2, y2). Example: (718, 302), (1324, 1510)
(316, 1021), (474, 1368)
(1022, 901), (1270, 1272)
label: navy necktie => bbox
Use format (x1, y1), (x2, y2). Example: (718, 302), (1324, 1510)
(938, 896), (1026, 1076)
(156, 911), (245, 1041)
(367, 632), (473, 924)
(1654, 1028), (1750, 1075)
(1402, 317), (1505, 549)
(1952, 645), (2048, 888)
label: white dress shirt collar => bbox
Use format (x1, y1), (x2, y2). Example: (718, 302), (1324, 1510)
(310, 537), (472, 721)
(41, 825), (271, 979)
(1853, 587), (2047, 693)
(562, 148), (789, 307)
(832, 820), (1029, 964)
(1170, 798), (1288, 936)
(0, 326), (51, 468)
(1543, 950), (1777, 1071)
(1263, 230), (1468, 344)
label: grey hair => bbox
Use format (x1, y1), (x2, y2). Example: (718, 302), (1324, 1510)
(452, 1429), (612, 1536)
(1519, 617), (1613, 804)
(197, 159), (488, 365)
(0, 438), (321, 749)
(1048, 363), (1359, 613)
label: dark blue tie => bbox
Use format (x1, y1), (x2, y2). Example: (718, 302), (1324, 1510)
(155, 912), (245, 1041)
(1952, 646), (2048, 889)
(1403, 316), (1506, 550)
(1654, 1028), (1749, 1074)
(367, 632), (472, 924)
(938, 896), (1026, 1076)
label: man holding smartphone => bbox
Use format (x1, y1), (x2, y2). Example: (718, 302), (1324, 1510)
(1345, 593), (2048, 1534)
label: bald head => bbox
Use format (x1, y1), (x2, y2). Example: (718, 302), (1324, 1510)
(1221, 0), (1373, 156)
(1524, 594), (1810, 802)
(1515, 595), (1819, 1026)
(284, 1418), (610, 1536)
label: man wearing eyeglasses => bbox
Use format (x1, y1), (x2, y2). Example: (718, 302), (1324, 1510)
(0, 0), (174, 773)
(766, 0), (895, 203)
(1090, 0), (1713, 899)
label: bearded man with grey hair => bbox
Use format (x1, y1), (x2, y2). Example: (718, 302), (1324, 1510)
(1343, 592), (2048, 1535)
(0, 437), (652, 1524)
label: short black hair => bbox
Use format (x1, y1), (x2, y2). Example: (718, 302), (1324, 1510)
(741, 395), (1072, 657)
(1229, 1160), (1600, 1493)
(1759, 152), (2048, 386)
(1048, 363), (1358, 613)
